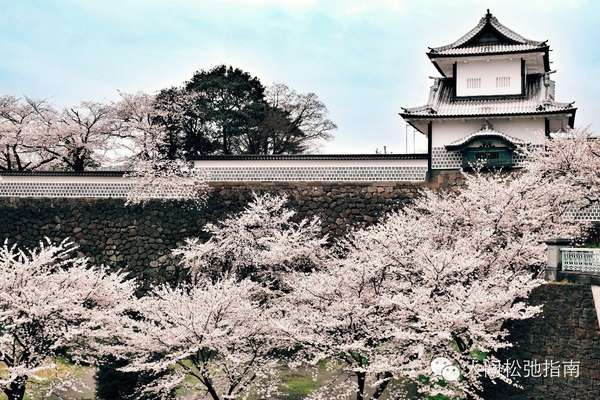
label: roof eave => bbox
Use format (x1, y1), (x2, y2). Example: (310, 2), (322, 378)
(427, 45), (549, 59)
(400, 107), (577, 120)
(398, 114), (432, 135)
(445, 134), (523, 151)
(399, 111), (437, 119)
(426, 53), (449, 78)
(191, 154), (430, 161)
(0, 171), (128, 177)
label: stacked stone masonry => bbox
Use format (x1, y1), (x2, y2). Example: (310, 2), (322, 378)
(0, 182), (425, 288)
(484, 284), (600, 400)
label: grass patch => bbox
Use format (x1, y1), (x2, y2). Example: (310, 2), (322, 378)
(0, 358), (95, 400)
(549, 280), (576, 285)
(281, 373), (320, 399)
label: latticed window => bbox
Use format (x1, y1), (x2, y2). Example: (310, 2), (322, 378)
(466, 77), (481, 89)
(474, 151), (500, 161)
(561, 248), (600, 273)
(496, 76), (511, 88)
(462, 147), (513, 168)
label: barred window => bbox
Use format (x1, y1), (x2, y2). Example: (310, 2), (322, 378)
(466, 77), (481, 89)
(496, 76), (511, 88)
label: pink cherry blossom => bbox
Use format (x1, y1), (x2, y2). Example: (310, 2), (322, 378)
(0, 238), (136, 400)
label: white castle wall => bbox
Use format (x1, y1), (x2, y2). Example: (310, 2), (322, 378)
(0, 158), (429, 198)
(456, 58), (522, 97)
(431, 118), (545, 169)
(432, 118), (545, 147)
(0, 175), (135, 198)
(193, 158), (428, 182)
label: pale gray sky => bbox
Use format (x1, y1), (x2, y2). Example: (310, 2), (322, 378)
(1, 0), (596, 153)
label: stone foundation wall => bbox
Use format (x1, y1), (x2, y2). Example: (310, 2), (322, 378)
(0, 181), (425, 287)
(485, 283), (600, 400)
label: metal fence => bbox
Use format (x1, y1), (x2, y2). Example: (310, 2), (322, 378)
(561, 247), (600, 273)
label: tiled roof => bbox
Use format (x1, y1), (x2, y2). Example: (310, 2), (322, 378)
(0, 170), (127, 177)
(445, 126), (528, 150)
(432, 43), (544, 57)
(191, 154), (429, 161)
(0, 155), (430, 177)
(400, 74), (576, 118)
(428, 11), (546, 56)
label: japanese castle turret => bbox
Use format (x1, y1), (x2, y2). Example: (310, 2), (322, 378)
(401, 10), (576, 171)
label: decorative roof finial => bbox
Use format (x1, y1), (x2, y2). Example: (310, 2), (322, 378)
(486, 9), (492, 20)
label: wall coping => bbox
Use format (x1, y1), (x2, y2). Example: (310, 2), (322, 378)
(0, 153), (430, 178)
(0, 171), (127, 177)
(191, 154), (429, 161)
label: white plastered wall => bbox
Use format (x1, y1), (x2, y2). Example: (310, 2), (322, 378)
(0, 159), (431, 198)
(456, 58), (522, 97)
(432, 118), (546, 148)
(430, 117), (546, 170)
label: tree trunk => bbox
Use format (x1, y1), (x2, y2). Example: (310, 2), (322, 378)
(222, 127), (230, 154)
(372, 372), (393, 399)
(73, 157), (85, 172)
(4, 376), (27, 400)
(205, 382), (220, 400)
(356, 371), (366, 400)
(4, 145), (12, 171)
(11, 145), (23, 171)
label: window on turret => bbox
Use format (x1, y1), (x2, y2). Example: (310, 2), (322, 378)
(496, 76), (511, 88)
(466, 78), (481, 89)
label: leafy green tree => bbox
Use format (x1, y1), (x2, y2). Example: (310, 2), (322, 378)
(185, 65), (266, 155)
(154, 65), (265, 158)
(153, 66), (335, 157)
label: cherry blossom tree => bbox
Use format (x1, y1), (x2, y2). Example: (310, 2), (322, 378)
(34, 102), (122, 171)
(124, 158), (210, 208)
(113, 92), (168, 160)
(0, 238), (136, 400)
(173, 192), (330, 285)
(525, 129), (600, 217)
(113, 93), (213, 208)
(274, 133), (597, 400)
(88, 129), (595, 400)
(0, 96), (56, 171)
(115, 278), (283, 400)
(111, 193), (329, 398)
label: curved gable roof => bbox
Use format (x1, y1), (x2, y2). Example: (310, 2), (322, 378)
(429, 10), (545, 54)
(445, 125), (529, 151)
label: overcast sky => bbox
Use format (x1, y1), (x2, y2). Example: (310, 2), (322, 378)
(1, 0), (597, 153)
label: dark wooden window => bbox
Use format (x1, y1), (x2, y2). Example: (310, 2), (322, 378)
(462, 147), (513, 168)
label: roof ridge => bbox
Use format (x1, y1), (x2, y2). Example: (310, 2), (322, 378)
(429, 10), (544, 53)
(489, 15), (543, 46)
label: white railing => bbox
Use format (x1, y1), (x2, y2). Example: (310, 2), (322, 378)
(561, 247), (600, 273)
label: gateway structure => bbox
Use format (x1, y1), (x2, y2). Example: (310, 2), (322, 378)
(401, 10), (576, 171)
